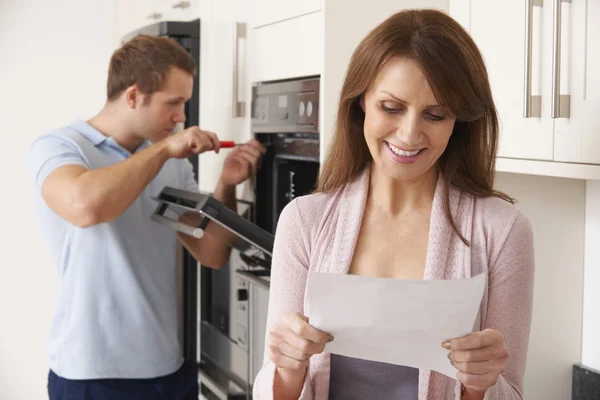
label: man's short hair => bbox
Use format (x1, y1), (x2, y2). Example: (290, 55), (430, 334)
(106, 34), (197, 101)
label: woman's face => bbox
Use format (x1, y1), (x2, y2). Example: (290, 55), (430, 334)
(362, 56), (456, 182)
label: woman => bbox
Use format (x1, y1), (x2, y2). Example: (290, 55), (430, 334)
(253, 9), (534, 400)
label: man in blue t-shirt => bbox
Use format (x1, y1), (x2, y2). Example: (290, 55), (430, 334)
(27, 34), (265, 400)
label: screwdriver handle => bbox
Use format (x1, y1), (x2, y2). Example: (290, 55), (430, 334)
(220, 141), (238, 148)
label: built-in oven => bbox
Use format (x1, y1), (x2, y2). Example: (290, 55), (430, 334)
(154, 76), (322, 399)
(253, 76), (321, 235)
(245, 76), (322, 383)
(197, 76), (322, 398)
(150, 188), (273, 400)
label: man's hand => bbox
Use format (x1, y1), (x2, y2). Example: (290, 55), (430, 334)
(219, 140), (266, 186)
(163, 126), (220, 159)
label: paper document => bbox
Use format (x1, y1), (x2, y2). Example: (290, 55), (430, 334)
(306, 272), (486, 379)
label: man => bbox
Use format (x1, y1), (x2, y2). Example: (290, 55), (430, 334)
(28, 34), (265, 400)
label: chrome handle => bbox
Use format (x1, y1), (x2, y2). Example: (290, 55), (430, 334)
(172, 1), (191, 9)
(524, 0), (543, 118)
(232, 22), (246, 118)
(151, 205), (204, 238)
(551, 0), (571, 118)
(147, 12), (162, 20)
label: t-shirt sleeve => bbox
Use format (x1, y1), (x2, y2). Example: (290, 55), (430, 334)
(27, 134), (89, 191)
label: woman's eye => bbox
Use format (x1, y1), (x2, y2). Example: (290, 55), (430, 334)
(425, 113), (445, 122)
(382, 104), (401, 114)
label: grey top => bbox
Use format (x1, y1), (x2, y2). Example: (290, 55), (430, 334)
(328, 354), (419, 400)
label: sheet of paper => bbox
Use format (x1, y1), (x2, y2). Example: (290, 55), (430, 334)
(305, 272), (486, 379)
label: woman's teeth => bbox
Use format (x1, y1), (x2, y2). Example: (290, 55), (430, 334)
(387, 142), (422, 157)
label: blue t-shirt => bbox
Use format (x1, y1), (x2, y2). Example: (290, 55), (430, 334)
(27, 119), (199, 379)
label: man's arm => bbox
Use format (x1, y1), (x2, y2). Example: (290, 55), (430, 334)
(42, 143), (171, 228)
(40, 127), (220, 228)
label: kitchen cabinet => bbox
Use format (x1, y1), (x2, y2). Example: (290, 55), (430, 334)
(249, 11), (323, 83)
(449, 0), (600, 177)
(113, 0), (199, 43)
(159, 0), (198, 21)
(252, 0), (322, 28)
(553, 0), (600, 164)
(197, 0), (254, 199)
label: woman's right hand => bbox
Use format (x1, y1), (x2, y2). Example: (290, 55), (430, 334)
(268, 312), (333, 377)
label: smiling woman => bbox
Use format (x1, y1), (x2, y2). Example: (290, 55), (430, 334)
(253, 8), (535, 400)
(317, 8), (514, 244)
(361, 57), (455, 177)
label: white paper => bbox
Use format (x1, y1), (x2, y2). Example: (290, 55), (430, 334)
(305, 272), (486, 379)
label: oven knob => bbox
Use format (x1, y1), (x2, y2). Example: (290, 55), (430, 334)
(299, 101), (305, 117)
(237, 288), (248, 301)
(307, 101), (313, 117)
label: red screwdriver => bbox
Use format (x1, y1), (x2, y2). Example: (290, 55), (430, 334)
(220, 141), (244, 148)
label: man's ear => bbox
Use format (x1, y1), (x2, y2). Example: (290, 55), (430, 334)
(124, 85), (139, 109)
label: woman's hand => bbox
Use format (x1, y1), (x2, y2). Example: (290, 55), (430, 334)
(444, 329), (509, 395)
(268, 312), (333, 377)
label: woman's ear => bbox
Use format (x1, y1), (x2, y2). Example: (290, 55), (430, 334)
(359, 96), (365, 112)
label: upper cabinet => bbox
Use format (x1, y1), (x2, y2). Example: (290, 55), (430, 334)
(197, 0), (254, 199)
(248, 0), (323, 84)
(159, 0), (199, 21)
(450, 0), (600, 177)
(553, 0), (600, 165)
(249, 11), (323, 83)
(252, 0), (322, 27)
(113, 0), (199, 43)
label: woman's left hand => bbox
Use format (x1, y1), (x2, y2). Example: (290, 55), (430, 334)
(444, 328), (510, 394)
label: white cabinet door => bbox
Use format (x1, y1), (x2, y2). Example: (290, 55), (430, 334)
(554, 0), (600, 164)
(250, 11), (323, 83)
(461, 0), (555, 160)
(160, 0), (199, 21)
(198, 0), (254, 200)
(252, 0), (321, 28)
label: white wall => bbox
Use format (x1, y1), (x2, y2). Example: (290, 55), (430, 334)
(495, 172), (585, 399)
(583, 182), (600, 371)
(0, 1), (115, 398)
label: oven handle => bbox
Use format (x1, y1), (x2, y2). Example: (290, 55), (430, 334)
(150, 203), (205, 238)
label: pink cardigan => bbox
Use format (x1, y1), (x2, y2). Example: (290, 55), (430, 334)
(253, 169), (535, 400)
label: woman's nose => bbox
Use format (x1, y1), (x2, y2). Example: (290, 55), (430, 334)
(395, 112), (422, 146)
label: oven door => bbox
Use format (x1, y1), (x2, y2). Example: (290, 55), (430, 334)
(272, 156), (320, 232)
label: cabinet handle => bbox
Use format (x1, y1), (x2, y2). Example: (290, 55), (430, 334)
(524, 0), (543, 118)
(172, 1), (191, 9)
(147, 12), (162, 20)
(232, 22), (247, 118)
(551, 0), (571, 118)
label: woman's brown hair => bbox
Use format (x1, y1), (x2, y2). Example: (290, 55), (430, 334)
(316, 9), (514, 244)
